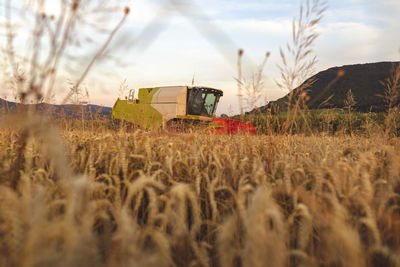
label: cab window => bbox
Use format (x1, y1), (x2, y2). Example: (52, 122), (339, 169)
(204, 93), (217, 115)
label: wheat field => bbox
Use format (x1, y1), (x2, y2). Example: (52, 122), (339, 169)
(0, 122), (399, 267)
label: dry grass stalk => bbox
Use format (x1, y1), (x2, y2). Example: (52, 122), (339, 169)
(274, 0), (327, 134)
(381, 62), (400, 136)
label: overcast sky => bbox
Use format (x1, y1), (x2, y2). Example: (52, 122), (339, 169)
(3, 0), (400, 115)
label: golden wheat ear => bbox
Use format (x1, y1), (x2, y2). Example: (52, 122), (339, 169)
(109, 209), (173, 267)
(288, 203), (313, 252)
(123, 177), (165, 226)
(367, 246), (398, 267)
(212, 186), (239, 219)
(288, 249), (318, 267)
(216, 213), (245, 267)
(1, 115), (72, 191)
(346, 197), (373, 225)
(168, 184), (201, 236)
(0, 186), (23, 266)
(272, 188), (296, 220)
(357, 217), (381, 250)
(243, 186), (287, 267)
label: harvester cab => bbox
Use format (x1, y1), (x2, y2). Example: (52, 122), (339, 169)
(112, 86), (223, 129)
(187, 87), (222, 117)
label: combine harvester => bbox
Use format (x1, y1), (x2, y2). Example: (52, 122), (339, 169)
(112, 86), (255, 135)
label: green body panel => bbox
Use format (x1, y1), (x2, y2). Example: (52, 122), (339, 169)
(112, 88), (163, 129)
(176, 114), (200, 120)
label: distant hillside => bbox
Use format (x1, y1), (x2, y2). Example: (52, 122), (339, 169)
(253, 61), (400, 113)
(0, 98), (112, 119)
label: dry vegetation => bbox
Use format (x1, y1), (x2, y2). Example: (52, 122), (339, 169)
(1, 0), (400, 266)
(0, 124), (400, 267)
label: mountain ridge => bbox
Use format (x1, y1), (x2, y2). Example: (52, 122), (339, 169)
(252, 61), (400, 113)
(0, 98), (112, 119)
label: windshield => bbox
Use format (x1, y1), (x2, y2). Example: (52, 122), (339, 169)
(187, 89), (220, 116)
(204, 93), (217, 115)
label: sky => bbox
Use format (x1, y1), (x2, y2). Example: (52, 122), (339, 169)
(3, 0), (400, 115)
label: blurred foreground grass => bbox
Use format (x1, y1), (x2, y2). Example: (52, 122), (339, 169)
(0, 125), (399, 267)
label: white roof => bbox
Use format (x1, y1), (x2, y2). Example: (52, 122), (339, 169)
(152, 86), (187, 103)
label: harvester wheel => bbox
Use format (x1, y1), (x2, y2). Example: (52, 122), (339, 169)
(166, 119), (208, 133)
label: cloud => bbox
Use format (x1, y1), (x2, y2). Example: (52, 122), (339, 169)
(316, 19), (400, 68)
(217, 19), (291, 37)
(370, 0), (400, 8)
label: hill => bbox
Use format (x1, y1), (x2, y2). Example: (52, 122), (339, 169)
(0, 98), (112, 119)
(253, 61), (400, 113)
